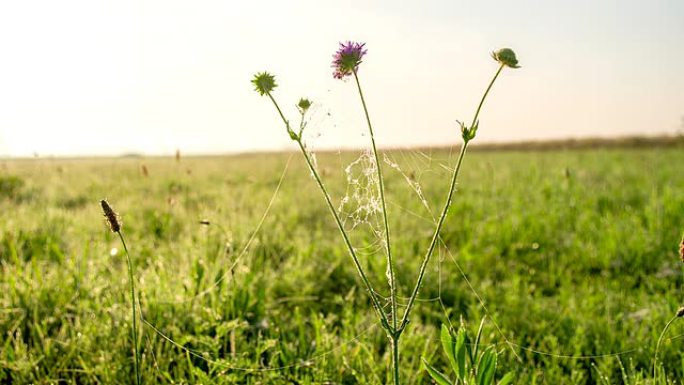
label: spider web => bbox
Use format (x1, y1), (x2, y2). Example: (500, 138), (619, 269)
(338, 150), (381, 230)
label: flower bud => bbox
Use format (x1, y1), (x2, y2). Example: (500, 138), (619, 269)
(297, 98), (312, 113)
(491, 48), (520, 68)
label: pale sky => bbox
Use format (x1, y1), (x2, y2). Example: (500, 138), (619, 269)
(0, 0), (682, 157)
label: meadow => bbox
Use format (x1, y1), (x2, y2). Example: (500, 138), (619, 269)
(1, 142), (683, 384)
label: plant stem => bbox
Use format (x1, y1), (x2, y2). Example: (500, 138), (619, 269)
(399, 63), (505, 332)
(391, 336), (400, 385)
(118, 231), (141, 385)
(469, 64), (504, 130)
(352, 69), (398, 332)
(262, 63), (506, 385)
(266, 93), (391, 330)
(267, 93), (295, 139)
(399, 142), (468, 331)
(653, 314), (679, 380)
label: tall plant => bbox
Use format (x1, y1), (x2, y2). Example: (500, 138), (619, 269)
(100, 200), (141, 385)
(252, 43), (520, 384)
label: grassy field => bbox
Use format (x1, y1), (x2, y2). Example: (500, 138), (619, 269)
(1, 144), (683, 384)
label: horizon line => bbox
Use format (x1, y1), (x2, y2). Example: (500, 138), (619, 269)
(1, 132), (682, 161)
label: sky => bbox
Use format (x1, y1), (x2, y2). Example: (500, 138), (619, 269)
(0, 0), (682, 157)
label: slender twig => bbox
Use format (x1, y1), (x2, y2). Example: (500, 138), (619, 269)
(399, 64), (505, 332)
(266, 92), (391, 330)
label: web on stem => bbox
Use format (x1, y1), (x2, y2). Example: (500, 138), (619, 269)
(337, 149), (384, 241)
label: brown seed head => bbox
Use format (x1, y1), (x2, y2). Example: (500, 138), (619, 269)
(100, 199), (121, 233)
(677, 307), (684, 318)
(679, 234), (684, 263)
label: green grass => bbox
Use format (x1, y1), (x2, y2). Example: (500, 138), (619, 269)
(1, 145), (683, 384)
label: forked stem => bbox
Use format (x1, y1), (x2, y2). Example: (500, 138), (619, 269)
(261, 63), (507, 385)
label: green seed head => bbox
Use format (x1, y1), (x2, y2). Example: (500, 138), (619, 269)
(251, 72), (277, 96)
(491, 48), (520, 68)
(297, 98), (312, 113)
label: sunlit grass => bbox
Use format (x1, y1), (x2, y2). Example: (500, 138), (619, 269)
(1, 145), (683, 383)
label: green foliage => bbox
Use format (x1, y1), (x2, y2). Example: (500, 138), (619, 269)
(0, 228), (66, 264)
(423, 320), (514, 385)
(0, 147), (683, 383)
(0, 175), (25, 200)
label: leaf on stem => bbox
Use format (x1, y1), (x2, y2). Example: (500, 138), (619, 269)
(422, 357), (453, 385)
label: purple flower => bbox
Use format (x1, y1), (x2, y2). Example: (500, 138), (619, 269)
(331, 41), (367, 79)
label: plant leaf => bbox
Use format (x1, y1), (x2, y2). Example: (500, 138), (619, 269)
(473, 317), (486, 362)
(476, 348), (497, 385)
(497, 371), (515, 385)
(455, 326), (467, 381)
(441, 324), (458, 375)
(422, 357), (453, 385)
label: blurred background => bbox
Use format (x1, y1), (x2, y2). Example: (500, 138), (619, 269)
(0, 0), (682, 157)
